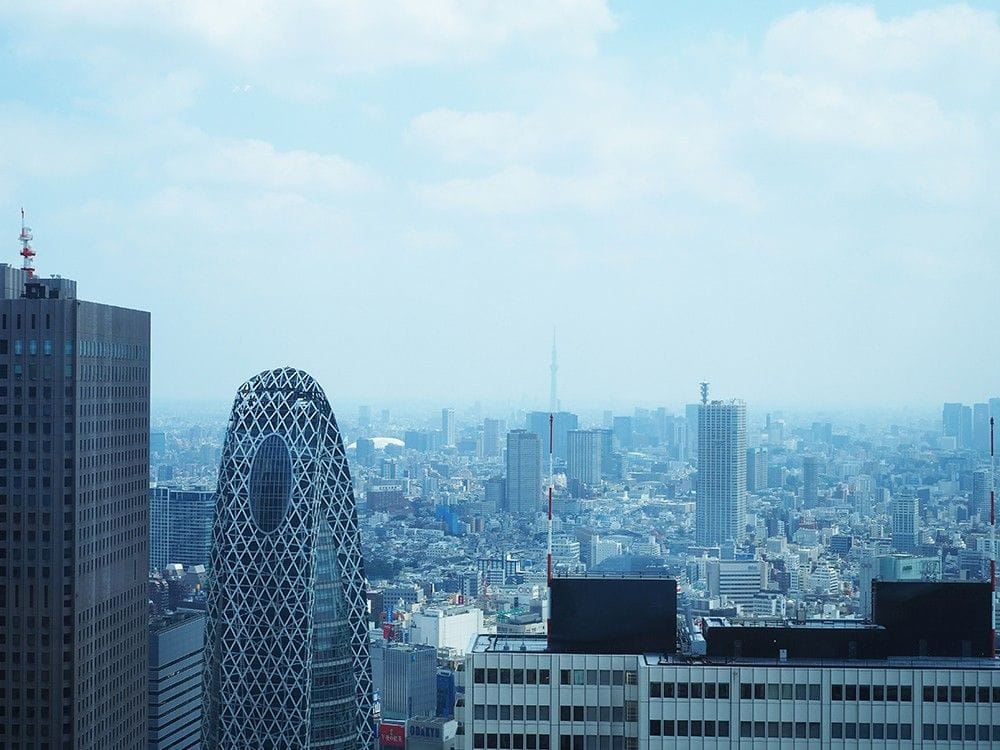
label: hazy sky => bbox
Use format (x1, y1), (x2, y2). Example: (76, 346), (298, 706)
(1, 2), (997, 410)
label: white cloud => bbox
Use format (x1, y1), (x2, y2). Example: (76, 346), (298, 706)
(5, 1), (615, 75)
(166, 137), (380, 195)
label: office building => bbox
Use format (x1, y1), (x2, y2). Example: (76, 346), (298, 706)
(506, 429), (542, 515)
(149, 611), (205, 750)
(442, 407), (456, 447)
(695, 399), (747, 546)
(566, 429), (602, 488)
(706, 559), (767, 606)
(149, 486), (214, 570)
(972, 469), (991, 519)
(943, 402), (973, 449)
(974, 403), (991, 453)
(409, 604), (484, 655)
(407, 716), (459, 750)
(371, 641), (437, 722)
(892, 496), (921, 553)
(482, 417), (504, 458)
(745, 447), (767, 493)
(802, 456), (819, 505)
(464, 579), (1000, 750)
(203, 368), (375, 749)
(0, 264), (150, 747)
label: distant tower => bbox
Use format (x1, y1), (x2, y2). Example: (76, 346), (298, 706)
(549, 329), (558, 413)
(19, 208), (36, 278)
(442, 407), (456, 447)
(695, 392), (747, 546)
(505, 429), (542, 515)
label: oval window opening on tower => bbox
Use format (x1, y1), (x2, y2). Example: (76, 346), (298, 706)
(249, 434), (293, 532)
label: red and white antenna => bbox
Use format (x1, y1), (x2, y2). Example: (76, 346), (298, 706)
(990, 416), (996, 657)
(546, 412), (554, 645)
(19, 208), (36, 279)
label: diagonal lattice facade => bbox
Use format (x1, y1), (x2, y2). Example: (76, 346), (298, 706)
(203, 368), (375, 749)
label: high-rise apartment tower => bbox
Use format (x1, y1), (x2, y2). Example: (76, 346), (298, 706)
(505, 429), (542, 515)
(695, 398), (747, 546)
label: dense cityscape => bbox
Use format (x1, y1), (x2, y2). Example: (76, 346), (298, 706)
(3, 2), (999, 749)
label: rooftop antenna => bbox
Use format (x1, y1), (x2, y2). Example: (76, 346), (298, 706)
(546, 412), (554, 645)
(549, 328), (558, 414)
(699, 381), (709, 405)
(19, 208), (36, 279)
(991, 416), (996, 657)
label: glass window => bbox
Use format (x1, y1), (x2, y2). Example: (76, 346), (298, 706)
(832, 684), (843, 701)
(845, 723), (856, 739)
(859, 723), (870, 740)
(662, 721), (674, 737)
(690, 683), (701, 698)
(831, 723), (843, 740)
(753, 722), (765, 737)
(781, 684), (793, 700)
(14, 340), (22, 355)
(649, 682), (660, 698)
(487, 705), (497, 720)
(560, 670), (571, 686)
(873, 723), (884, 739)
(599, 670), (610, 685)
(795, 722), (806, 739)
(28, 340), (36, 355)
(845, 685), (857, 701)
(690, 721), (702, 737)
(901, 685), (912, 701)
(950, 687), (961, 703)
(794, 683), (806, 700)
(649, 720), (661, 737)
(705, 682), (716, 698)
(573, 670), (585, 685)
(718, 721), (729, 737)
(887, 685), (898, 701)
(500, 669), (510, 684)
(887, 723), (898, 740)
(718, 683), (729, 699)
(527, 706), (536, 720)
(739, 722), (751, 738)
(500, 706), (510, 720)
(560, 706), (571, 722)
(808, 723), (820, 739)
(936, 686), (948, 702)
(740, 683), (751, 699)
(859, 685), (870, 701)
(809, 684), (820, 700)
(586, 670), (597, 685)
(767, 684), (779, 700)
(677, 683), (688, 699)
(663, 682), (674, 698)
(873, 685), (884, 701)
(676, 720), (687, 737)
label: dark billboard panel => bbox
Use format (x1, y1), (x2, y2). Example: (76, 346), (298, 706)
(872, 581), (992, 658)
(549, 577), (677, 654)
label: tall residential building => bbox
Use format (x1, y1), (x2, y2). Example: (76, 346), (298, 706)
(695, 399), (747, 546)
(892, 497), (921, 553)
(203, 368), (375, 749)
(971, 469), (991, 519)
(566, 429), (602, 487)
(684, 403), (700, 460)
(482, 417), (504, 458)
(149, 486), (214, 570)
(505, 429), (542, 515)
(527, 410), (578, 462)
(0, 264), (150, 747)
(149, 611), (205, 750)
(442, 407), (456, 447)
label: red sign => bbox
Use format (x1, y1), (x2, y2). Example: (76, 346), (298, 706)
(380, 722), (405, 748)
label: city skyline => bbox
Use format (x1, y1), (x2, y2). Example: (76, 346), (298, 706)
(2, 2), (997, 407)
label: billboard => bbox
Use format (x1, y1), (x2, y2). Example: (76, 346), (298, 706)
(872, 581), (992, 657)
(549, 577), (677, 654)
(379, 721), (405, 748)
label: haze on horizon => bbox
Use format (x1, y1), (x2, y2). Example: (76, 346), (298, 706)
(1, 2), (996, 410)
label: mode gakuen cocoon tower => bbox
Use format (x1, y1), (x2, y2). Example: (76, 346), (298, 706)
(203, 368), (375, 749)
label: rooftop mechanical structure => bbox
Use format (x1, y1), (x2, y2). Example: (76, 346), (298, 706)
(203, 368), (375, 749)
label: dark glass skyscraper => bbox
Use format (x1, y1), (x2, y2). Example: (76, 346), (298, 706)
(203, 368), (375, 749)
(0, 264), (150, 747)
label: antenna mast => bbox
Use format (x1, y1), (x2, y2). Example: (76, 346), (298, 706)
(546, 413), (554, 645)
(19, 208), (36, 279)
(991, 416), (996, 657)
(700, 381), (709, 405)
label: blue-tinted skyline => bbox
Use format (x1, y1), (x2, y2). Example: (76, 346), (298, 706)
(1, 2), (996, 407)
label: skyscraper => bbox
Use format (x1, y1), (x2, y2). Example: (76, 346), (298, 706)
(149, 486), (214, 570)
(695, 399), (747, 546)
(802, 455), (819, 505)
(0, 262), (150, 747)
(203, 368), (375, 749)
(442, 407), (456, 447)
(892, 496), (921, 553)
(149, 611), (205, 750)
(745, 447), (768, 493)
(482, 417), (504, 458)
(566, 429), (602, 487)
(973, 403), (990, 453)
(505, 429), (542, 515)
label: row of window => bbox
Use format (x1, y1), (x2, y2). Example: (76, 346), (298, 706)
(559, 737), (635, 750)
(474, 668), (552, 685)
(920, 685), (1000, 703)
(472, 733), (551, 749)
(738, 721), (828, 740)
(559, 704), (634, 723)
(560, 669), (637, 687)
(651, 682), (732, 699)
(920, 723), (1000, 741)
(738, 682), (824, 701)
(473, 705), (551, 721)
(650, 719), (731, 737)
(0, 364), (74, 380)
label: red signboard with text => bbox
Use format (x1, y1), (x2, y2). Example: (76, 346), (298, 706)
(379, 722), (405, 748)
